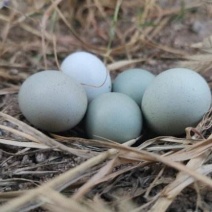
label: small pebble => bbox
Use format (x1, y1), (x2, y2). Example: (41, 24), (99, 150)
(35, 152), (46, 163)
(21, 155), (32, 165)
(191, 21), (203, 34)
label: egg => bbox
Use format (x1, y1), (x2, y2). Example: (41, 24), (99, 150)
(86, 92), (142, 143)
(141, 68), (212, 136)
(18, 70), (88, 132)
(113, 68), (155, 105)
(60, 51), (112, 102)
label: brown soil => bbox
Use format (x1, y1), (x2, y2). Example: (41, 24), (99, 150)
(0, 1), (212, 211)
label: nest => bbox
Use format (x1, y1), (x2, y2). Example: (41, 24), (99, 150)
(0, 1), (212, 211)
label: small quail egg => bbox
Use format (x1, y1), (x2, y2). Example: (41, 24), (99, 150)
(18, 70), (88, 132)
(61, 51), (112, 102)
(113, 68), (155, 105)
(142, 68), (212, 136)
(86, 92), (142, 143)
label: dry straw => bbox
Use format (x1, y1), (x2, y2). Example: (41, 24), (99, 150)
(0, 0), (211, 212)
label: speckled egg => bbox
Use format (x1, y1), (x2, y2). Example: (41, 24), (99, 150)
(113, 68), (155, 105)
(61, 51), (112, 102)
(86, 92), (142, 143)
(142, 68), (212, 136)
(18, 70), (88, 132)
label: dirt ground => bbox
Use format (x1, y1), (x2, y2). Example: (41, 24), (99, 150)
(0, 0), (212, 211)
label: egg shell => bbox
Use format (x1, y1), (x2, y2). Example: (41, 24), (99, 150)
(113, 68), (155, 105)
(18, 70), (88, 132)
(141, 68), (212, 136)
(86, 92), (142, 143)
(61, 51), (112, 102)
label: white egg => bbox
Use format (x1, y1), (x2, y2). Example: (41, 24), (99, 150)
(113, 68), (155, 105)
(18, 70), (88, 132)
(86, 92), (142, 143)
(61, 51), (112, 102)
(142, 68), (212, 136)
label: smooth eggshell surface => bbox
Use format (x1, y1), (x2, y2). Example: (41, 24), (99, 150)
(61, 51), (112, 102)
(18, 70), (88, 132)
(113, 68), (155, 105)
(86, 92), (142, 143)
(142, 68), (212, 136)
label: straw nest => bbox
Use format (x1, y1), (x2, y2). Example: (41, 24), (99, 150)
(0, 1), (212, 211)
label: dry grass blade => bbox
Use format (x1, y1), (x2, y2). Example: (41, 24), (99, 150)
(42, 188), (135, 212)
(150, 152), (212, 212)
(40, 0), (63, 69)
(1, 137), (212, 211)
(92, 163), (142, 185)
(195, 107), (212, 137)
(53, 1), (105, 54)
(0, 124), (40, 143)
(42, 188), (93, 212)
(0, 150), (116, 212)
(105, 0), (123, 61)
(191, 35), (212, 53)
(146, 39), (188, 56)
(167, 138), (212, 161)
(178, 36), (212, 74)
(72, 157), (118, 200)
(0, 138), (48, 149)
(0, 112), (95, 158)
(0, 87), (19, 95)
(0, 3), (16, 49)
(100, 144), (212, 189)
(144, 167), (165, 199)
(107, 58), (146, 71)
(178, 54), (212, 74)
(44, 190), (136, 212)
(52, 135), (138, 150)
(0, 191), (25, 201)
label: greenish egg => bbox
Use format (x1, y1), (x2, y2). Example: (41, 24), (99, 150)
(142, 68), (212, 136)
(18, 70), (88, 132)
(86, 92), (142, 143)
(113, 68), (155, 105)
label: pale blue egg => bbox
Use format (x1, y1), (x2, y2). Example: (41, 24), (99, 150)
(113, 68), (155, 105)
(18, 70), (88, 132)
(61, 51), (112, 102)
(86, 92), (142, 143)
(142, 68), (212, 135)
